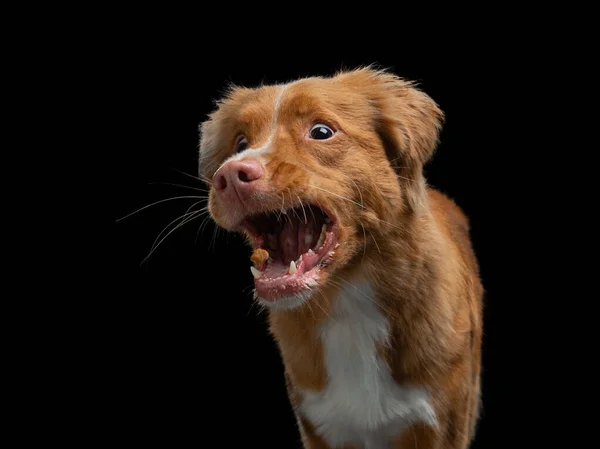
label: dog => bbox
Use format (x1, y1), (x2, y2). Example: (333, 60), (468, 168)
(199, 67), (483, 449)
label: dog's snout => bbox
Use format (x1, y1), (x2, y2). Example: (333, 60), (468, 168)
(213, 159), (264, 202)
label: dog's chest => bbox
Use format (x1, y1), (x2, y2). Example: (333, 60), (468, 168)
(299, 281), (436, 448)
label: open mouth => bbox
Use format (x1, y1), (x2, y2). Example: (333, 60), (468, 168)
(241, 204), (339, 302)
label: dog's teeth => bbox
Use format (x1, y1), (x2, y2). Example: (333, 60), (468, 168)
(250, 266), (261, 279)
(315, 224), (327, 249)
(281, 209), (287, 215)
(298, 254), (302, 262)
(289, 260), (297, 274)
(308, 249), (314, 254)
(305, 230), (313, 246)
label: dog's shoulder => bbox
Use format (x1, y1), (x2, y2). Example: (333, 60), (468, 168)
(427, 188), (470, 236)
(427, 187), (481, 272)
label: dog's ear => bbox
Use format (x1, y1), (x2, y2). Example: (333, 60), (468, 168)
(198, 85), (244, 183)
(338, 68), (445, 212)
(198, 115), (222, 182)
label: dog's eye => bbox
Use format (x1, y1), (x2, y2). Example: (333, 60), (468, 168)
(235, 136), (248, 153)
(309, 124), (335, 140)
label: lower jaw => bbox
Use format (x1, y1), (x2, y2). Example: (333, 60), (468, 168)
(254, 266), (322, 304)
(253, 233), (338, 308)
(255, 276), (321, 311)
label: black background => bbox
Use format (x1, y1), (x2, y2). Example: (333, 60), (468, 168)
(103, 36), (554, 448)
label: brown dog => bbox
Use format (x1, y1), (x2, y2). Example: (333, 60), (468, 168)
(199, 67), (483, 449)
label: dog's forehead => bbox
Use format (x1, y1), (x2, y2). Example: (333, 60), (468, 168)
(230, 85), (280, 120)
(231, 76), (352, 120)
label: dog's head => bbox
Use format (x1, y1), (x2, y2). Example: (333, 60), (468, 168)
(199, 67), (443, 309)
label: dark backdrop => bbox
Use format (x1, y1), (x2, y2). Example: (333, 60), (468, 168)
(106, 43), (536, 448)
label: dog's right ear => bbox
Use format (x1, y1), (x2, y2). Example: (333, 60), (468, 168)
(198, 114), (222, 183)
(337, 67), (445, 213)
(198, 85), (246, 184)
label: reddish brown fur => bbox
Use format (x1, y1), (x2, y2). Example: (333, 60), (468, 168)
(200, 67), (483, 448)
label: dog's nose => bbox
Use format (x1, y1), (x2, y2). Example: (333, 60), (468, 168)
(213, 159), (264, 202)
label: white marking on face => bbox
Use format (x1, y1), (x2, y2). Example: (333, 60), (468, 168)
(213, 85), (289, 177)
(299, 279), (437, 448)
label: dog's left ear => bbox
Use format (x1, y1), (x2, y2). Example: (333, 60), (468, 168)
(339, 68), (445, 212)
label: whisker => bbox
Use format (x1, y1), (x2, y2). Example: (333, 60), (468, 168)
(285, 209), (294, 227)
(241, 283), (255, 295)
(149, 209), (209, 257)
(369, 230), (382, 254)
(115, 196), (208, 222)
(210, 225), (218, 252)
(348, 178), (364, 209)
(307, 184), (365, 209)
(196, 214), (214, 244)
(210, 222), (223, 253)
(257, 301), (267, 315)
(297, 195), (308, 224)
(267, 192), (282, 222)
(148, 181), (209, 193)
(283, 189), (294, 227)
(141, 209), (208, 264)
(199, 210), (220, 241)
(277, 191), (286, 222)
(292, 159), (366, 208)
(211, 158), (232, 180)
(370, 216), (407, 234)
(288, 189), (303, 222)
(360, 222), (367, 262)
(170, 167), (213, 186)
(186, 203), (208, 215)
(246, 294), (261, 317)
(308, 202), (317, 224)
(291, 162), (407, 234)
(384, 160), (418, 184)
(150, 200), (206, 252)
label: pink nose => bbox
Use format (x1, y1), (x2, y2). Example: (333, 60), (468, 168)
(213, 159), (264, 203)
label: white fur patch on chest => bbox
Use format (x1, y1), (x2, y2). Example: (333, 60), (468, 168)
(299, 280), (437, 449)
